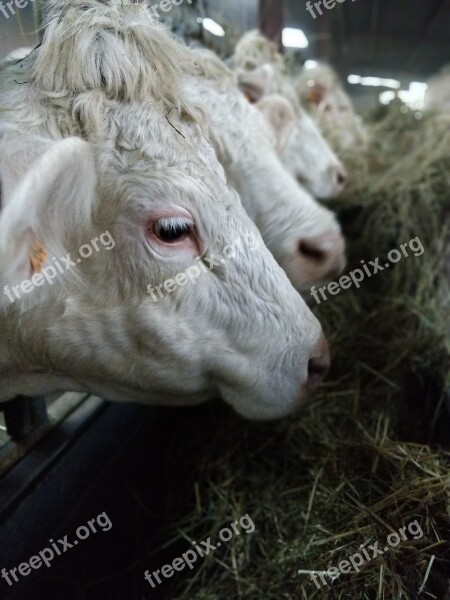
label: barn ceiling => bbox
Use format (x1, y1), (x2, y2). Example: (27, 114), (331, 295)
(287, 0), (450, 85)
(204, 0), (450, 110)
(1, 0), (449, 88)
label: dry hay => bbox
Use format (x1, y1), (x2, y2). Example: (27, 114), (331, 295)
(158, 103), (450, 600)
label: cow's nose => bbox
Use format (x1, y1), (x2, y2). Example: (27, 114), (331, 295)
(330, 165), (348, 195)
(297, 334), (330, 406)
(307, 336), (330, 388)
(298, 231), (346, 285)
(337, 169), (347, 186)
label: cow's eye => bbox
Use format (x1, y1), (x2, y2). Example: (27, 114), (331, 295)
(153, 217), (193, 243)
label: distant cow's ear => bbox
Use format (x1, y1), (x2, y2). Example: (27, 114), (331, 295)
(238, 64), (274, 103)
(256, 95), (297, 150)
(304, 82), (328, 106)
(0, 135), (97, 284)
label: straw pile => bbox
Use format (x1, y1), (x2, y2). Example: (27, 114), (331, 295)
(160, 103), (450, 600)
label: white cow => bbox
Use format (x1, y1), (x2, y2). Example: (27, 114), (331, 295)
(295, 64), (368, 151)
(184, 51), (346, 291)
(10, 27), (344, 295)
(237, 66), (348, 198)
(0, 0), (329, 421)
(229, 32), (348, 198)
(229, 30), (284, 75)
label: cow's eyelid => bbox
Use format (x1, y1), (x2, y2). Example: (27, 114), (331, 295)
(157, 217), (194, 230)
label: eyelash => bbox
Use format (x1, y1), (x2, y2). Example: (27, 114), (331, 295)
(153, 217), (194, 244)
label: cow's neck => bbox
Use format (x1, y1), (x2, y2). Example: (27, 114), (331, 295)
(0, 303), (85, 400)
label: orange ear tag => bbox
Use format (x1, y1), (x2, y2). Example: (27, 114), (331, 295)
(29, 239), (48, 274)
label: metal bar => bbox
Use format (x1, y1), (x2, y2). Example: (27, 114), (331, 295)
(28, 396), (50, 429)
(0, 396), (48, 441)
(1, 396), (32, 440)
(0, 397), (106, 525)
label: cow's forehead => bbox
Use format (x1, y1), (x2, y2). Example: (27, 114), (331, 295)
(111, 102), (223, 178)
(94, 105), (231, 223)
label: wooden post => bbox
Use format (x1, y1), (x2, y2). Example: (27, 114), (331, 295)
(259, 0), (284, 51)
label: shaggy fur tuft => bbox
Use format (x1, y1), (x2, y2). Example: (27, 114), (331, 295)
(35, 0), (196, 112)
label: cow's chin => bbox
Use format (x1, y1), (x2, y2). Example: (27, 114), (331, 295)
(220, 389), (301, 422)
(73, 377), (216, 407)
(218, 374), (311, 422)
(306, 180), (337, 200)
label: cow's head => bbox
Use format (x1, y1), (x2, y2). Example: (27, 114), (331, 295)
(0, 121), (329, 420)
(183, 68), (347, 293)
(298, 76), (366, 152)
(0, 0), (332, 419)
(238, 66), (347, 199)
(256, 94), (348, 198)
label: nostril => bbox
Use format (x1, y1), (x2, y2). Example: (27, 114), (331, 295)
(337, 171), (347, 185)
(297, 233), (346, 284)
(299, 239), (327, 262)
(296, 337), (330, 406)
(308, 351), (330, 386)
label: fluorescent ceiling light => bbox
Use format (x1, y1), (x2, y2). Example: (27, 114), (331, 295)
(282, 28), (309, 48)
(304, 59), (318, 70)
(379, 82), (428, 109)
(347, 74), (362, 84)
(409, 81), (428, 94)
(399, 82), (428, 109)
(379, 91), (396, 105)
(348, 74), (400, 89)
(202, 18), (225, 37)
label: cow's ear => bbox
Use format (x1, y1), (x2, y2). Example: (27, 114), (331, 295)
(256, 95), (297, 150)
(304, 82), (328, 106)
(237, 64), (274, 103)
(0, 136), (97, 284)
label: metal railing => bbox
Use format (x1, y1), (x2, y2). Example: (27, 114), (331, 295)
(0, 392), (97, 480)
(0, 396), (49, 441)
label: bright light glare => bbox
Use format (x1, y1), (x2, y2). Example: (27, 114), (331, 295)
(304, 60), (319, 70)
(379, 91), (396, 105)
(399, 82), (428, 109)
(202, 18), (225, 37)
(348, 74), (400, 89)
(379, 82), (428, 109)
(347, 74), (362, 84)
(282, 28), (309, 48)
(409, 82), (428, 94)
